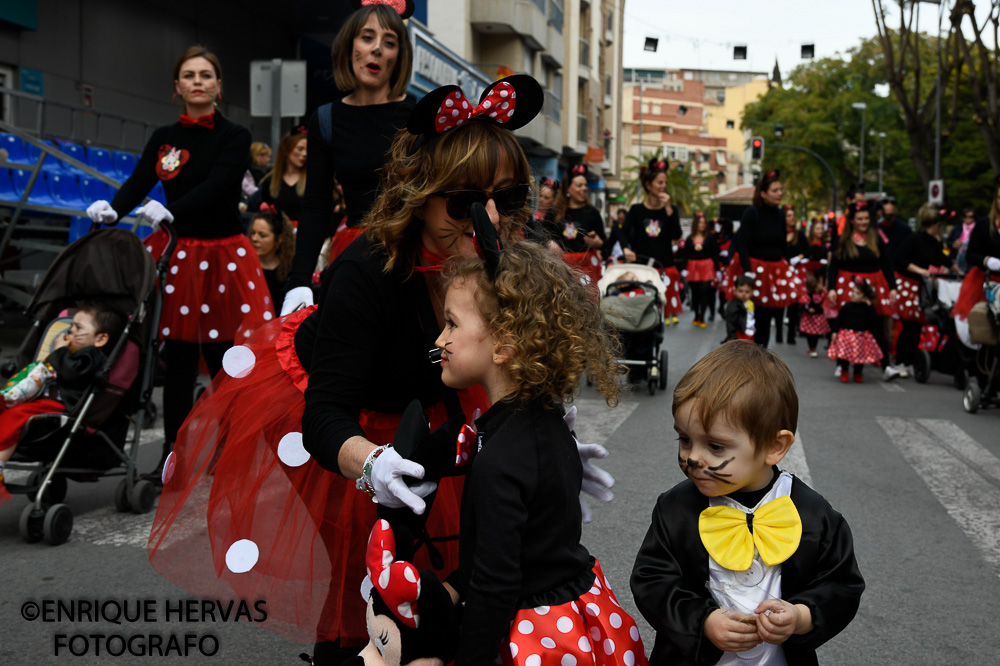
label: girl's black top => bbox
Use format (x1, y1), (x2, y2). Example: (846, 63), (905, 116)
(785, 228), (809, 259)
(966, 217), (1000, 270)
(805, 240), (829, 263)
(622, 203), (682, 267)
(262, 267), (286, 312)
(831, 301), (881, 336)
(550, 206), (606, 253)
(111, 112), (251, 238)
(681, 235), (719, 269)
(253, 174), (303, 221)
(828, 235), (897, 289)
(894, 231), (951, 280)
(288, 97), (414, 290)
(735, 204), (786, 270)
(447, 398), (592, 666)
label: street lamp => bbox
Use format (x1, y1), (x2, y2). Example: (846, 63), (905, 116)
(878, 132), (887, 196)
(851, 102), (867, 188)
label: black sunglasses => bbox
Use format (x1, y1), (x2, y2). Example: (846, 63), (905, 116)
(430, 184), (530, 221)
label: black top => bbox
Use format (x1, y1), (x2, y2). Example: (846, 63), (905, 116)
(723, 299), (749, 341)
(631, 475), (865, 666)
(288, 97), (414, 290)
(447, 398), (592, 666)
(46, 346), (108, 411)
(828, 235), (897, 289)
(550, 206), (606, 253)
(681, 235), (719, 269)
(111, 112), (250, 238)
(831, 301), (881, 336)
(784, 228), (809, 259)
(262, 267), (286, 312)
(894, 231), (951, 280)
(735, 204), (786, 270)
(966, 217), (1000, 270)
(805, 240), (828, 263)
(252, 174), (303, 221)
(299, 235), (449, 474)
(622, 203), (682, 267)
(877, 217), (913, 260)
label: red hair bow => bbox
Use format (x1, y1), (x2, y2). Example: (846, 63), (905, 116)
(854, 201), (868, 211)
(434, 82), (517, 134)
(292, 125), (308, 136)
(258, 202), (278, 214)
(571, 164), (587, 176)
(366, 520), (422, 629)
(764, 170), (779, 179)
(648, 159), (667, 170)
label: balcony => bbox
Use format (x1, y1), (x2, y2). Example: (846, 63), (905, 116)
(541, 0), (564, 67)
(577, 114), (588, 144)
(548, 0), (563, 34)
(471, 0), (548, 51)
(544, 89), (562, 122)
(578, 38), (590, 80)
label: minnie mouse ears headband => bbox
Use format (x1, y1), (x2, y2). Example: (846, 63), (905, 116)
(763, 169), (780, 180)
(541, 177), (560, 189)
(570, 164), (588, 177)
(407, 75), (544, 152)
(647, 158), (667, 171)
(351, 0), (414, 19)
(853, 200), (870, 211)
(470, 202), (503, 282)
(366, 520), (422, 629)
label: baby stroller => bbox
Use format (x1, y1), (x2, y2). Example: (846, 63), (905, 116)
(2, 220), (176, 544)
(962, 269), (1000, 413)
(598, 259), (668, 395)
(912, 275), (969, 389)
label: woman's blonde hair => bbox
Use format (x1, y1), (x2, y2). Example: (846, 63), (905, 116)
(836, 204), (879, 260)
(250, 209), (296, 282)
(443, 242), (624, 408)
(331, 5), (412, 100)
(250, 141), (271, 164)
(267, 131), (307, 199)
(366, 121), (532, 275)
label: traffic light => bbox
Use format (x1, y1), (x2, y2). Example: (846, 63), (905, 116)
(751, 136), (764, 161)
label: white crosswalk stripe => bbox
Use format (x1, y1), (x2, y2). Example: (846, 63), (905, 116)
(877, 417), (1000, 579)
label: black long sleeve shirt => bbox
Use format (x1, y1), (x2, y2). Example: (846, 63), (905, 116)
(831, 301), (881, 337)
(784, 228), (809, 259)
(828, 236), (896, 289)
(622, 203), (682, 267)
(966, 217), (1000, 270)
(894, 231), (951, 280)
(287, 98), (413, 290)
(110, 113), (250, 238)
(448, 398), (592, 666)
(681, 235), (719, 270)
(550, 206), (606, 253)
(251, 174), (303, 221)
(735, 204), (786, 271)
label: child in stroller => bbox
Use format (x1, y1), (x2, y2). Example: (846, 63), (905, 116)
(599, 263), (669, 394)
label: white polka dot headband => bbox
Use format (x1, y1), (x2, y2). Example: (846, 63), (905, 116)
(366, 519), (422, 629)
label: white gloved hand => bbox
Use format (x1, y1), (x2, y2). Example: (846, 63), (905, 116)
(744, 272), (755, 279)
(135, 200), (174, 232)
(563, 406), (614, 524)
(789, 256), (802, 266)
(719, 249), (729, 258)
(86, 200), (118, 225)
(986, 256), (1000, 272)
(280, 286), (315, 316)
(370, 447), (437, 515)
(681, 269), (689, 279)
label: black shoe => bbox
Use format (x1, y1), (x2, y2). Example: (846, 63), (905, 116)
(141, 467), (165, 488)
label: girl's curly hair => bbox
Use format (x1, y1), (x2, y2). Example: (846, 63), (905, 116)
(443, 241), (624, 407)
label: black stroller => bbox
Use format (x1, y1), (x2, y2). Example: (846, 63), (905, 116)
(962, 269), (1000, 413)
(912, 275), (969, 389)
(2, 220), (176, 544)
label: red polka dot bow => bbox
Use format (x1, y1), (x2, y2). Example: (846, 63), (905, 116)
(434, 82), (517, 133)
(455, 423), (477, 467)
(366, 520), (422, 629)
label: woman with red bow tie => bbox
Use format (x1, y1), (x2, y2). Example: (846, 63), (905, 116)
(85, 45), (267, 481)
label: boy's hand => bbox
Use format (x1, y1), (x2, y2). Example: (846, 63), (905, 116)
(704, 609), (761, 652)
(53, 333), (70, 350)
(754, 599), (813, 644)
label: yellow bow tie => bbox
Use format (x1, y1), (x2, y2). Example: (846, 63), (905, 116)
(698, 495), (802, 572)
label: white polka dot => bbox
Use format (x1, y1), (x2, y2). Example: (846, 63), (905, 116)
(757, 266), (764, 273)
(500, 89), (509, 98)
(170, 265), (179, 275)
(243, 329), (252, 338)
(237, 247), (247, 257)
(585, 603), (600, 617)
(604, 639), (615, 655)
(179, 305), (189, 315)
(162, 451), (176, 484)
(518, 620), (534, 635)
(219, 284), (226, 293)
(208, 329), (219, 339)
(534, 606), (550, 615)
(610, 612), (623, 629)
(162, 327), (170, 336)
(561, 655), (577, 666)
(379, 569), (390, 589)
(490, 111), (498, 118)
(177, 250), (186, 259)
(630, 626), (639, 641)
(578, 637), (591, 653)
(462, 100), (468, 109)
(556, 617), (574, 633)
(589, 586), (601, 595)
(590, 626), (601, 641)
(263, 311), (273, 321)
(225, 539), (259, 573)
(501, 101), (509, 110)
(165, 284), (175, 293)
(762, 296), (768, 303)
(541, 638), (556, 649)
(249, 281), (256, 290)
(452, 109), (459, 117)
(227, 262), (237, 271)
(570, 602), (579, 613)
(624, 650), (635, 666)
(241, 304), (251, 313)
(670, 297), (678, 307)
(445, 98), (454, 108)
(756, 280), (763, 287)
(223, 345), (257, 378)
(403, 567), (418, 583)
(510, 643), (518, 658)
(146, 246), (153, 253)
(276, 431), (311, 467)
(199, 260), (209, 270)
(483, 100), (492, 109)
(526, 655), (541, 666)
(791, 292), (797, 298)
(201, 304), (210, 313)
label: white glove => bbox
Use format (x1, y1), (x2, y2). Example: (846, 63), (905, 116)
(370, 447), (437, 515)
(986, 256), (1000, 272)
(789, 256), (802, 266)
(681, 269), (689, 279)
(744, 271), (755, 279)
(86, 200), (117, 225)
(241, 170), (259, 198)
(135, 200), (174, 231)
(719, 249), (729, 258)
(280, 286), (315, 316)
(563, 406), (614, 524)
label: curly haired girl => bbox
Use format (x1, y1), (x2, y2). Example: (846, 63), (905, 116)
(434, 240), (646, 666)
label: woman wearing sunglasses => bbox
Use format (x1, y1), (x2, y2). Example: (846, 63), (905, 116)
(151, 75), (616, 665)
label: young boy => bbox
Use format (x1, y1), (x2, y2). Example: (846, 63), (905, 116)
(0, 302), (124, 485)
(723, 275), (755, 343)
(631, 342), (864, 665)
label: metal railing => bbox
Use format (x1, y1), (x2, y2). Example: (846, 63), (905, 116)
(548, 0), (564, 33)
(544, 89), (562, 121)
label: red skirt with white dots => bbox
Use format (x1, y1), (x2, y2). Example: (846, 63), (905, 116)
(661, 266), (683, 317)
(500, 559), (647, 666)
(722, 255), (800, 308)
(685, 258), (715, 283)
(829, 269), (895, 316)
(563, 250), (604, 294)
(144, 232), (273, 342)
(827, 329), (884, 365)
(894, 274), (926, 323)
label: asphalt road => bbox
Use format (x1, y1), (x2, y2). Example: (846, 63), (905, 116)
(1, 312), (998, 664)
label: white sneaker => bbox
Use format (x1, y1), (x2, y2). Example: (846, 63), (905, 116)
(883, 366), (902, 381)
(834, 366), (842, 377)
(894, 363), (910, 378)
(809, 350), (819, 358)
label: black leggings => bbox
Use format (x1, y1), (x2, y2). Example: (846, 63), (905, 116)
(689, 281), (712, 321)
(895, 320), (922, 366)
(837, 359), (866, 375)
(805, 334), (821, 350)
(784, 304), (800, 341)
(163, 339), (230, 457)
(753, 306), (784, 347)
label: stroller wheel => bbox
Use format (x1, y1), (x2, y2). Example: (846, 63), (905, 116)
(43, 503), (73, 546)
(19, 504), (45, 543)
(658, 350), (668, 390)
(913, 350), (931, 384)
(131, 479), (157, 514)
(963, 382), (982, 414)
(114, 478), (132, 513)
(28, 472), (67, 505)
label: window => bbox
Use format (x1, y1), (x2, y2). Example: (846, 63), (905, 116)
(726, 120), (735, 129)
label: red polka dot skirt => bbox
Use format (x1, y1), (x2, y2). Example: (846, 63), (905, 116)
(144, 231), (272, 343)
(827, 329), (883, 365)
(499, 559), (647, 666)
(685, 258), (715, 283)
(563, 250), (604, 295)
(829, 270), (894, 316)
(722, 255), (800, 308)
(894, 274), (925, 323)
(661, 266), (683, 317)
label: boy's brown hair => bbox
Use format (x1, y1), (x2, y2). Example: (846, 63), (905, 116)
(672, 341), (798, 453)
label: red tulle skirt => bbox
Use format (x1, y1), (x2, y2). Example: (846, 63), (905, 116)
(828, 329), (883, 365)
(686, 258), (715, 283)
(894, 274), (926, 323)
(722, 255), (799, 308)
(143, 232), (272, 342)
(499, 559), (647, 666)
(563, 250), (603, 293)
(661, 266), (683, 316)
(952, 267), (1000, 320)
(147, 306), (489, 646)
(829, 270), (895, 316)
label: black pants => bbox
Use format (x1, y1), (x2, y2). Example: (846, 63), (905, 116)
(162, 339), (229, 461)
(837, 359), (865, 375)
(690, 281), (712, 321)
(805, 334), (821, 350)
(896, 320), (922, 366)
(753, 306), (783, 347)
(784, 304), (799, 342)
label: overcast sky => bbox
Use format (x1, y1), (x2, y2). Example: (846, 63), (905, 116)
(622, 0), (958, 76)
